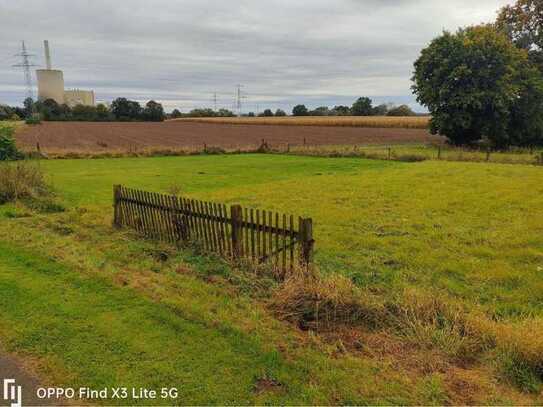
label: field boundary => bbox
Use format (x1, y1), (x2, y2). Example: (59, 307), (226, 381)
(113, 185), (314, 274)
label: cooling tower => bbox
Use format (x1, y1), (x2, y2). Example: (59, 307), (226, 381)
(36, 69), (65, 104)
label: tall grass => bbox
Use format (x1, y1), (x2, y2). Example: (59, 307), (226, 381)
(0, 161), (49, 204)
(270, 265), (543, 393)
(170, 116), (430, 129)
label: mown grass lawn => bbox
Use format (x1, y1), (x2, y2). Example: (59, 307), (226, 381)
(1, 154), (542, 404)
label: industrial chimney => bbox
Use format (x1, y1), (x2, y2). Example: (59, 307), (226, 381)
(36, 40), (65, 104)
(44, 40), (52, 70)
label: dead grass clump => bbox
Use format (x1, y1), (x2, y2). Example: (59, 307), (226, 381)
(0, 161), (50, 204)
(387, 290), (495, 363)
(270, 267), (386, 330)
(495, 318), (543, 392)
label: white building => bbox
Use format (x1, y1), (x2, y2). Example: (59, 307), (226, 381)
(36, 41), (95, 107)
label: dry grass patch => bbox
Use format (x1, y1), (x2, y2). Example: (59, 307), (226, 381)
(0, 161), (50, 204)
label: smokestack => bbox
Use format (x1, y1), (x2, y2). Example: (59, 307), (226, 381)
(44, 40), (52, 70)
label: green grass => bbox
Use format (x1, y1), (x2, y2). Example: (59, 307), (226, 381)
(36, 154), (543, 318)
(1, 154), (542, 404)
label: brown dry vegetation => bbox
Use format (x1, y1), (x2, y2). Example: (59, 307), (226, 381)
(14, 121), (440, 156)
(171, 116), (430, 129)
(270, 266), (543, 402)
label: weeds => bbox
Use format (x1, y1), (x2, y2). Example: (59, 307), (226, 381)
(0, 161), (50, 204)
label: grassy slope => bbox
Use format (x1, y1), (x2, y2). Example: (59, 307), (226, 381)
(0, 154), (542, 404)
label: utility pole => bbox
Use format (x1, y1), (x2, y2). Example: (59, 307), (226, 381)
(13, 40), (37, 102)
(236, 84), (246, 117)
(213, 92), (217, 111)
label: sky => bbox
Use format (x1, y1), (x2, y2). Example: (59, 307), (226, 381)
(0, 0), (513, 113)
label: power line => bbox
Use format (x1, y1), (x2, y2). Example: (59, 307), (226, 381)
(235, 84), (247, 117)
(12, 40), (37, 101)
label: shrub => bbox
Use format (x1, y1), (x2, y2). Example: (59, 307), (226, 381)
(0, 127), (22, 161)
(25, 116), (41, 125)
(0, 161), (50, 204)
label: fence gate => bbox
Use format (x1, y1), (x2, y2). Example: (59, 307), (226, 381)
(113, 185), (314, 273)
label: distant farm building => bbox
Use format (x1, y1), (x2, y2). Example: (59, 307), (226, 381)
(36, 40), (95, 107)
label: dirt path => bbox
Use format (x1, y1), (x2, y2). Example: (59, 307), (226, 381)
(0, 352), (55, 406)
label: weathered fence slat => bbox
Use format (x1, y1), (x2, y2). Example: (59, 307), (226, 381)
(113, 185), (314, 274)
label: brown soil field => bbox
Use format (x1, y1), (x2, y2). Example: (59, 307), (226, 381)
(16, 121), (441, 155)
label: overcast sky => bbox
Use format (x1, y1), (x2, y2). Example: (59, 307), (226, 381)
(0, 0), (512, 112)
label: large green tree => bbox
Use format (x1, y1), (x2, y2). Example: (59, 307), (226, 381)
(292, 104), (308, 116)
(351, 97), (373, 116)
(496, 0), (543, 71)
(413, 25), (543, 148)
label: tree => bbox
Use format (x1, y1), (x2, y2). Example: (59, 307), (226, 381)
(0, 105), (13, 121)
(351, 97), (373, 116)
(292, 104), (308, 116)
(387, 105), (416, 117)
(496, 0), (543, 71)
(0, 127), (21, 160)
(262, 109), (274, 117)
(412, 25), (543, 147)
(309, 106), (329, 116)
(331, 105), (351, 116)
(142, 100), (165, 122)
(275, 109), (287, 117)
(217, 108), (235, 117)
(111, 98), (142, 121)
(171, 109), (182, 119)
(23, 97), (34, 117)
(96, 104), (113, 121)
(39, 99), (63, 121)
(372, 104), (388, 116)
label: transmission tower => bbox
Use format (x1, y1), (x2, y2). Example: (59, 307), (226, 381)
(213, 92), (218, 111)
(236, 84), (246, 117)
(13, 41), (37, 101)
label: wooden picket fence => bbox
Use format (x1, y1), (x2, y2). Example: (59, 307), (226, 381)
(113, 185), (314, 273)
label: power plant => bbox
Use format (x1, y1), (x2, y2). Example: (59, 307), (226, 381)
(36, 40), (95, 107)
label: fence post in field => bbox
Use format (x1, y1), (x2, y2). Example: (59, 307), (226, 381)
(437, 145), (441, 160)
(388, 147), (392, 160)
(299, 217), (314, 265)
(113, 184), (121, 228)
(231, 205), (243, 259)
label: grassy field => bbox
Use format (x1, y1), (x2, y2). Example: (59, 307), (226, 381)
(0, 154), (542, 404)
(289, 144), (543, 165)
(171, 116), (430, 129)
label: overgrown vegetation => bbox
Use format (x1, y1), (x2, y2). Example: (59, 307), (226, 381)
(0, 125), (22, 161)
(0, 161), (50, 204)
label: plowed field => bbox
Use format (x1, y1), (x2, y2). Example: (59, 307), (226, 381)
(16, 121), (441, 153)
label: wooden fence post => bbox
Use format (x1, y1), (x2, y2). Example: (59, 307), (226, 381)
(113, 185), (121, 228)
(231, 205), (243, 259)
(437, 145), (441, 160)
(299, 217), (314, 265)
(388, 147), (392, 160)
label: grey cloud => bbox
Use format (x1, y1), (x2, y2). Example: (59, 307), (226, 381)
(0, 0), (512, 112)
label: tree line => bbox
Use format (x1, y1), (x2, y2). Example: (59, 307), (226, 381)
(169, 98), (417, 118)
(413, 0), (543, 148)
(3, 97), (166, 122)
(291, 99), (416, 117)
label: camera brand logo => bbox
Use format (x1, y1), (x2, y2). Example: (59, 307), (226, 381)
(3, 379), (22, 407)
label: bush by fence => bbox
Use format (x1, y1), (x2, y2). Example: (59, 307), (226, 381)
(113, 185), (314, 275)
